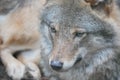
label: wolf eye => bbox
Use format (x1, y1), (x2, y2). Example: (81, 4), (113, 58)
(74, 32), (85, 37)
(51, 27), (56, 33)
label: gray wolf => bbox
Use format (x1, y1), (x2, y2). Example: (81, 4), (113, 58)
(40, 0), (120, 80)
(0, 0), (46, 80)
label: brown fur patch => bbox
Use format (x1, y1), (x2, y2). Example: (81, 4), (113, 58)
(0, 37), (3, 45)
(104, 4), (112, 16)
(85, 0), (96, 5)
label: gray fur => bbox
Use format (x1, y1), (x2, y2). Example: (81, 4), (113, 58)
(40, 0), (120, 80)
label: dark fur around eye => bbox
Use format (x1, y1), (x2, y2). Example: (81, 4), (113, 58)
(51, 27), (56, 33)
(42, 20), (57, 33)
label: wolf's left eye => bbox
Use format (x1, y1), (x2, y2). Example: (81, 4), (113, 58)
(74, 32), (85, 37)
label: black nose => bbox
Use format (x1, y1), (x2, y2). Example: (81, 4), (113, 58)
(50, 60), (63, 71)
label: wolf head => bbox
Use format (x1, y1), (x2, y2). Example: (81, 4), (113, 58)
(41, 0), (117, 71)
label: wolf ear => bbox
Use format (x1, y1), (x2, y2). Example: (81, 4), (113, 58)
(85, 0), (113, 16)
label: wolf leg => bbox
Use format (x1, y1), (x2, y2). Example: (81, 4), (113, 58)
(0, 48), (25, 80)
(17, 49), (41, 80)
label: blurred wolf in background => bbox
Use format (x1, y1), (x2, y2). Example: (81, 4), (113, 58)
(0, 0), (46, 80)
(40, 0), (120, 80)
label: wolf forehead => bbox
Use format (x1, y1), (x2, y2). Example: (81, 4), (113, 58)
(42, 3), (114, 34)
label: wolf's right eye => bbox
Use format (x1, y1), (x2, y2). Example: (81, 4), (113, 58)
(44, 21), (57, 33)
(51, 27), (56, 33)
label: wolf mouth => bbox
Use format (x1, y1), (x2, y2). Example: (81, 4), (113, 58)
(74, 56), (82, 65)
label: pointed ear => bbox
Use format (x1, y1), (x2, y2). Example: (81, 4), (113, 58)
(85, 0), (113, 16)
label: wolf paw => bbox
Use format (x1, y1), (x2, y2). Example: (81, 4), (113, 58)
(6, 60), (25, 80)
(26, 63), (41, 80)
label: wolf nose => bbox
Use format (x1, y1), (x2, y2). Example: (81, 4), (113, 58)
(50, 60), (63, 71)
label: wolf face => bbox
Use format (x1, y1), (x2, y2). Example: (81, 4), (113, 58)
(41, 0), (118, 71)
